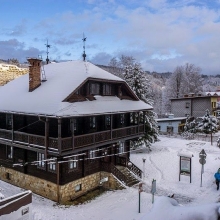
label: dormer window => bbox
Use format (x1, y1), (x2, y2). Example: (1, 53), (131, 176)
(103, 83), (112, 95)
(90, 82), (100, 95)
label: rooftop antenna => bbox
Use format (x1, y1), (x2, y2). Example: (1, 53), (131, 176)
(82, 33), (87, 61)
(45, 39), (51, 64)
(38, 55), (47, 82)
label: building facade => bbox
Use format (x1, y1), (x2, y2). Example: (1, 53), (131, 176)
(0, 58), (152, 204)
(156, 114), (186, 134)
(171, 93), (220, 118)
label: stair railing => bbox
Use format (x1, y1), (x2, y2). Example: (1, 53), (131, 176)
(101, 162), (128, 185)
(127, 160), (142, 179)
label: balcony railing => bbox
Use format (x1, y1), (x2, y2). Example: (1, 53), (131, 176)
(0, 124), (144, 153)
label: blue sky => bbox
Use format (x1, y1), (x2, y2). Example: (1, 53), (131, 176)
(0, 0), (220, 75)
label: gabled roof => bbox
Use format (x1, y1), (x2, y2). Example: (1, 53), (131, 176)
(0, 60), (152, 117)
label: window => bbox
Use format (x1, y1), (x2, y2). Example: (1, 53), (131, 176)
(73, 119), (77, 131)
(185, 102), (190, 108)
(212, 102), (216, 108)
(6, 172), (11, 180)
(103, 84), (112, 95)
(89, 150), (96, 159)
(134, 113), (138, 124)
(69, 156), (78, 170)
(6, 146), (13, 159)
(75, 184), (82, 192)
(130, 113), (134, 124)
(6, 114), (12, 129)
(90, 82), (100, 95)
(167, 126), (173, 133)
(120, 114), (125, 125)
(48, 157), (56, 172)
(88, 150), (97, 163)
(118, 142), (125, 154)
(37, 152), (45, 169)
(139, 112), (144, 123)
(105, 115), (111, 128)
(89, 117), (96, 129)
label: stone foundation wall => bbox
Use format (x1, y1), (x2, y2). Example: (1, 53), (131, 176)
(59, 172), (125, 203)
(0, 167), (125, 204)
(0, 167), (58, 201)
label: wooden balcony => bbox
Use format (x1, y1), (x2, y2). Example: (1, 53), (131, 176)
(0, 124), (144, 154)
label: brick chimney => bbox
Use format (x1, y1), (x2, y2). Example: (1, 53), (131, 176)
(27, 58), (42, 92)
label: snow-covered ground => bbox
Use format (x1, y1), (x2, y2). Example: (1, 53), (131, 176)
(1, 135), (220, 220)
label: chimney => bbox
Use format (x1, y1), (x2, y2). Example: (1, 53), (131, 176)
(168, 113), (174, 119)
(27, 58), (42, 92)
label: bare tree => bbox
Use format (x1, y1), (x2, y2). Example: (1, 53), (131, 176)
(182, 63), (203, 95)
(119, 55), (135, 69)
(163, 63), (203, 113)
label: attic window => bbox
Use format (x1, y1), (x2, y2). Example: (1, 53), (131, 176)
(103, 83), (112, 95)
(90, 82), (100, 95)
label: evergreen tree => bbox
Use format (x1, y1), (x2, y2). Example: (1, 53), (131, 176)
(181, 115), (196, 139)
(196, 109), (219, 134)
(124, 62), (159, 150)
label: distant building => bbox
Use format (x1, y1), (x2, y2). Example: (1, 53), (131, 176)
(156, 114), (186, 134)
(171, 92), (220, 118)
(0, 63), (28, 86)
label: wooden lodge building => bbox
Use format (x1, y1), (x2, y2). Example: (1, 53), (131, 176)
(0, 58), (152, 203)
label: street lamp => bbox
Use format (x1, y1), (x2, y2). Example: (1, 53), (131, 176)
(142, 158), (146, 180)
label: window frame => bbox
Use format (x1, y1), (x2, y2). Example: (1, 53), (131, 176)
(185, 102), (190, 108)
(48, 157), (57, 172)
(118, 142), (125, 154)
(37, 152), (46, 169)
(75, 184), (82, 192)
(6, 146), (13, 159)
(6, 114), (12, 130)
(90, 82), (100, 95)
(105, 115), (111, 128)
(69, 156), (78, 171)
(89, 116), (96, 129)
(120, 114), (125, 125)
(103, 83), (112, 95)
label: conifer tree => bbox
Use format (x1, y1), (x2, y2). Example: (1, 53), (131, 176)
(124, 62), (159, 149)
(197, 109), (218, 134)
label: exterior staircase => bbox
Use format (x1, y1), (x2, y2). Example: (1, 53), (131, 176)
(101, 159), (142, 188)
(116, 165), (140, 187)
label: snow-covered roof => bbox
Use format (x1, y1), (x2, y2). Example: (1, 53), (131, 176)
(156, 117), (186, 122)
(0, 60), (152, 117)
(205, 91), (220, 96)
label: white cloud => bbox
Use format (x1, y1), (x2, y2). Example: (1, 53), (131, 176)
(0, 1), (220, 74)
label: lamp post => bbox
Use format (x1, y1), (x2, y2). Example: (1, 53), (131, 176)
(142, 158), (146, 180)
